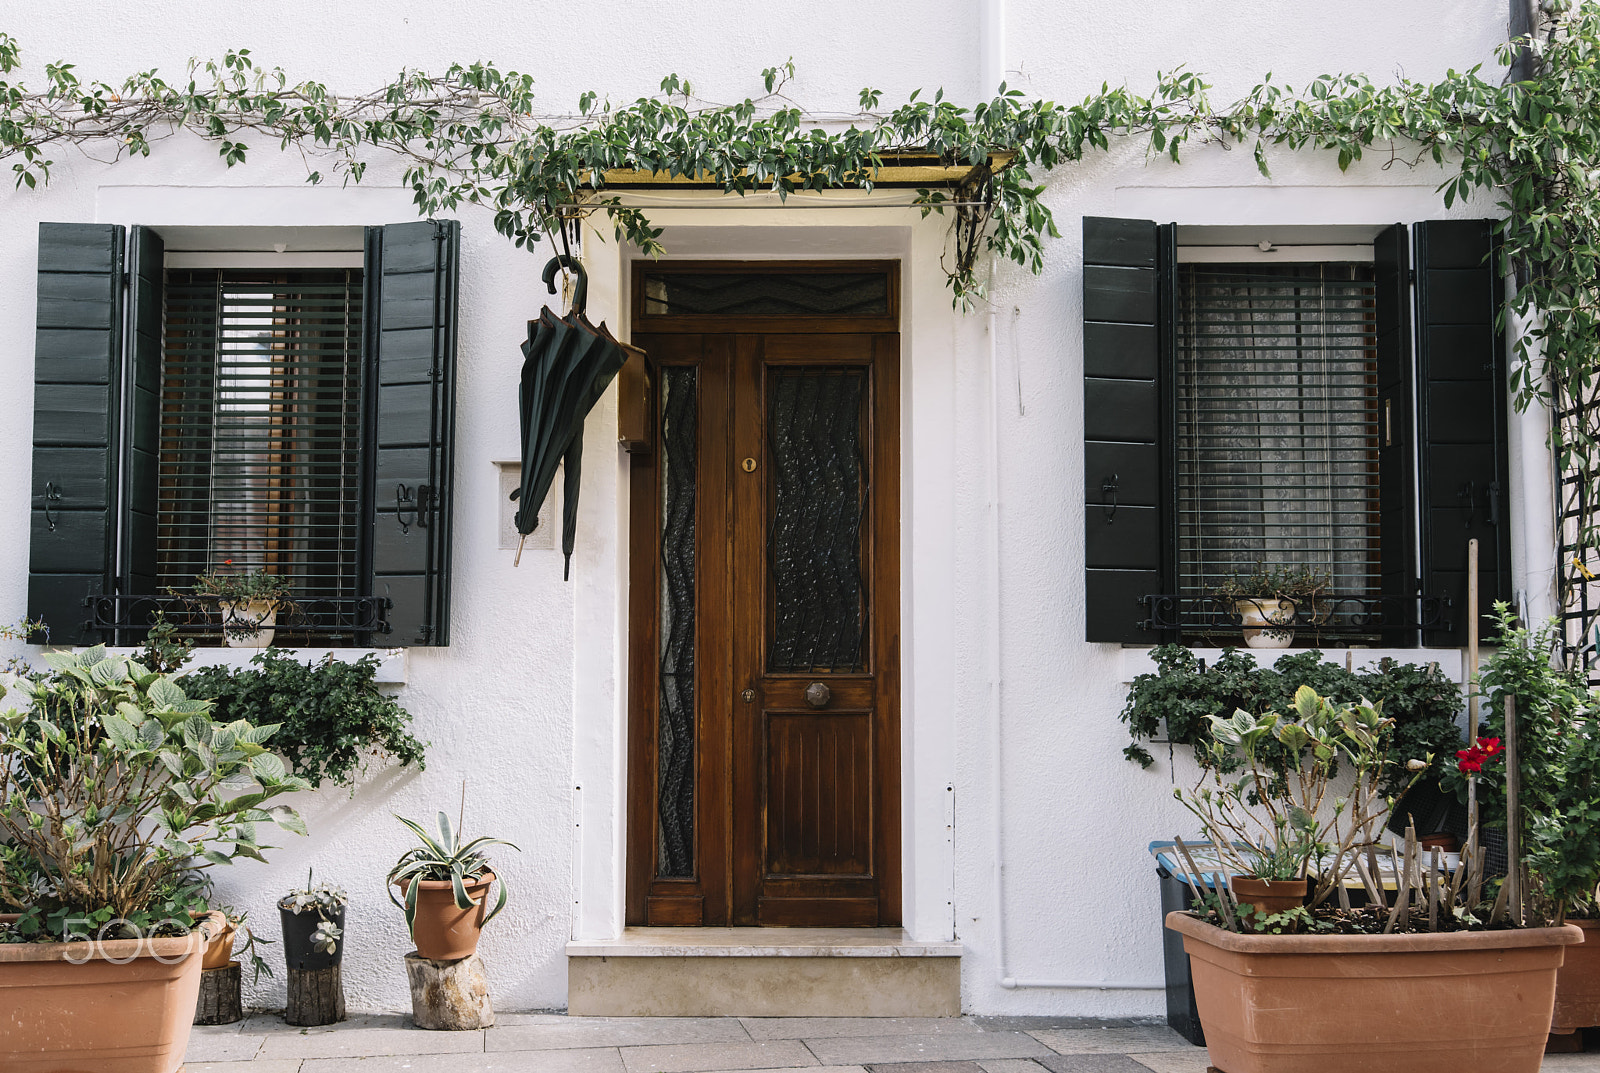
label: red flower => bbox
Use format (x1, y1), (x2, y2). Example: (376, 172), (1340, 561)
(1458, 756), (1484, 773)
(1479, 737), (1504, 758)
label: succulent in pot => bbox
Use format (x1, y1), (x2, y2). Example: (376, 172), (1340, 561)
(0, 646), (309, 1073)
(387, 811), (518, 961)
(278, 870), (347, 971)
(1211, 564), (1331, 649)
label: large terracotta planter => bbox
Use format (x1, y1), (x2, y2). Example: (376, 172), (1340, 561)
(0, 910), (222, 1073)
(398, 872), (496, 961)
(1167, 911), (1582, 1073)
(1553, 918), (1600, 1032)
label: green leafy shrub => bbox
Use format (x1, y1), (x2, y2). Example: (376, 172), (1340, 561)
(0, 647), (309, 941)
(1122, 645), (1462, 795)
(181, 651), (426, 790)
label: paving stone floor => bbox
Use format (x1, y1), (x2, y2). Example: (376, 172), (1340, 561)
(181, 1015), (1600, 1072)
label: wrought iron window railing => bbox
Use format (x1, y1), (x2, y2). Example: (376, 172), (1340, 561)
(87, 594), (390, 644)
(1138, 593), (1452, 642)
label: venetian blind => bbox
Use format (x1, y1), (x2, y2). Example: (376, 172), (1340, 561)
(1175, 262), (1381, 610)
(157, 268), (365, 601)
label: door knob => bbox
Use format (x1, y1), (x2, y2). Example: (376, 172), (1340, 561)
(804, 682), (831, 708)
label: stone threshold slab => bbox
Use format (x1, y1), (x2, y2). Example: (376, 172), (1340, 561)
(567, 927), (962, 958)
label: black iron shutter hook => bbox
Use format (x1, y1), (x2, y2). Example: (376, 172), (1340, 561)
(396, 483), (416, 534)
(1101, 473), (1119, 522)
(43, 482), (61, 532)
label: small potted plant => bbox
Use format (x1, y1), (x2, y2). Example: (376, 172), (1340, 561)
(388, 812), (518, 961)
(278, 870), (347, 972)
(191, 564), (296, 648)
(1211, 564), (1331, 649)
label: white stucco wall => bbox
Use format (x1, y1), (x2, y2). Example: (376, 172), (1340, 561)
(0, 0), (1533, 1016)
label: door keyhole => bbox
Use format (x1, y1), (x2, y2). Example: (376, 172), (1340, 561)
(741, 688), (756, 703)
(742, 457), (757, 472)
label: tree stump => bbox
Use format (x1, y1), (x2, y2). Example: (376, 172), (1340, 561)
(285, 965), (346, 1026)
(405, 951), (494, 1030)
(194, 961), (243, 1025)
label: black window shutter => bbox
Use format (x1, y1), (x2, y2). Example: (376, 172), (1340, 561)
(1083, 216), (1171, 643)
(363, 220), (460, 646)
(118, 225), (164, 641)
(29, 223), (126, 645)
(1415, 219), (1512, 645)
(1373, 224), (1416, 647)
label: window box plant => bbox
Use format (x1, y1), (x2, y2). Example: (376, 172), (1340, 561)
(0, 647), (310, 1073)
(1168, 685), (1581, 1073)
(1211, 565), (1331, 649)
(387, 812), (517, 961)
(191, 566), (296, 648)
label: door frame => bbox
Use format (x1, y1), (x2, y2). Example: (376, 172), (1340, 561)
(624, 259), (903, 927)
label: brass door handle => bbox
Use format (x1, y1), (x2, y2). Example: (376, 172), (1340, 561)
(804, 682), (831, 708)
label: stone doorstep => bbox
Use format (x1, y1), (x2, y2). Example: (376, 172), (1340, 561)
(567, 928), (962, 1018)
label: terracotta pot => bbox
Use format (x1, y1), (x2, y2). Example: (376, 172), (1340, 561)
(1553, 918), (1600, 1031)
(1167, 912), (1581, 1073)
(1234, 598), (1296, 649)
(398, 872), (496, 961)
(1418, 832), (1459, 853)
(1229, 875), (1309, 918)
(190, 910), (237, 970)
(0, 910), (221, 1073)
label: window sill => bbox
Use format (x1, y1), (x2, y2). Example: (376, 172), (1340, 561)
(98, 646), (408, 685)
(1119, 646), (1467, 687)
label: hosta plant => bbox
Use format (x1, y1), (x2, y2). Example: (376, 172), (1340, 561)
(387, 812), (518, 939)
(0, 647), (310, 941)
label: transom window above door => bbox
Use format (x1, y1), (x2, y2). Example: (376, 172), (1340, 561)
(634, 262), (899, 333)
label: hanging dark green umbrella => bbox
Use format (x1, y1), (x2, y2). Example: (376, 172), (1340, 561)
(511, 256), (636, 578)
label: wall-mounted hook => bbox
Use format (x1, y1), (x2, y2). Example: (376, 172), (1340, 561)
(1101, 474), (1119, 523)
(396, 483), (417, 534)
(43, 481), (61, 532)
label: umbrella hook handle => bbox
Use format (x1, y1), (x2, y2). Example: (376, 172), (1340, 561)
(542, 255), (588, 317)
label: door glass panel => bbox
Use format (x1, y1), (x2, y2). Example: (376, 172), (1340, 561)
(643, 272), (889, 316)
(657, 366), (697, 878)
(766, 367), (868, 673)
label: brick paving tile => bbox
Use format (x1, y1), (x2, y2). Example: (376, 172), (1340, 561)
(488, 1019), (751, 1052)
(742, 1019), (983, 1041)
(863, 1062), (987, 1073)
(619, 1039), (818, 1073)
(806, 1033), (1051, 1066)
(257, 1025), (485, 1060)
(1124, 1052), (1213, 1073)
(297, 1049), (624, 1072)
(183, 1032), (265, 1063)
(182, 1063), (304, 1073)
(1029, 1029), (1190, 1056)
(1035, 1056), (1156, 1073)
(977, 1062), (1049, 1073)
(972, 1020), (1146, 1034)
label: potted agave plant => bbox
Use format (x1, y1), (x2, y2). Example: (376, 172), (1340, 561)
(0, 648), (309, 1073)
(387, 812), (518, 961)
(191, 564), (296, 648)
(1211, 564), (1330, 649)
(1169, 684), (1581, 1073)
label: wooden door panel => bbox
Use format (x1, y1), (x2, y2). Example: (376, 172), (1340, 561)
(626, 304), (900, 929)
(764, 710), (874, 876)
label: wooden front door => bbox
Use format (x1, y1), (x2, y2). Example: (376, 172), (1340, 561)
(626, 262), (901, 927)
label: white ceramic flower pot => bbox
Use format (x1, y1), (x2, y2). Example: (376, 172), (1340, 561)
(1234, 597), (1296, 649)
(219, 600), (278, 648)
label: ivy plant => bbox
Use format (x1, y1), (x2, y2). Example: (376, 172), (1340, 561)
(179, 650), (425, 790)
(1, 6), (1597, 553)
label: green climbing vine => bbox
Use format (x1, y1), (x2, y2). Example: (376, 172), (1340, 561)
(1, 4), (1598, 613)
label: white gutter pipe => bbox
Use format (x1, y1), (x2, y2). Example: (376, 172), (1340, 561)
(983, 308), (1162, 993)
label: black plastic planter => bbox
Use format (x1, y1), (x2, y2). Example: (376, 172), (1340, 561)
(279, 904), (345, 972)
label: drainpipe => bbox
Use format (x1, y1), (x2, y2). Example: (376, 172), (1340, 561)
(979, 0), (1005, 96)
(984, 310), (1161, 993)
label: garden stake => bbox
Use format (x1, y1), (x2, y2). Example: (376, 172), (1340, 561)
(1170, 837), (1210, 916)
(1354, 852), (1382, 906)
(1429, 847), (1441, 931)
(1465, 539), (1481, 904)
(1490, 878), (1510, 924)
(1337, 867), (1352, 911)
(1210, 872), (1238, 931)
(1505, 694), (1523, 925)
(1448, 853), (1466, 912)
